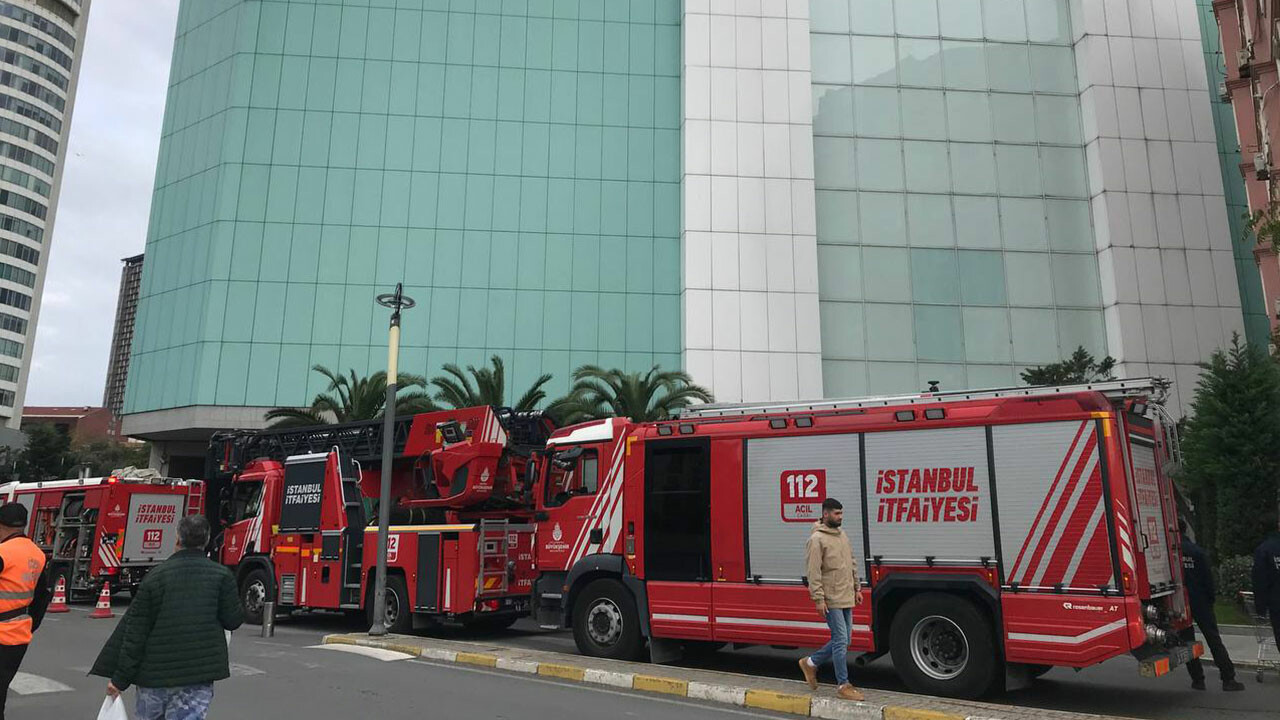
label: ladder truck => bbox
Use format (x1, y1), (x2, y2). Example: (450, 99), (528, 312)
(1, 470), (205, 600)
(527, 379), (1201, 698)
(206, 406), (555, 632)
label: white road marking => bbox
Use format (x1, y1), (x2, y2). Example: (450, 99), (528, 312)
(230, 663), (266, 677)
(10, 672), (73, 695)
(307, 644), (414, 662)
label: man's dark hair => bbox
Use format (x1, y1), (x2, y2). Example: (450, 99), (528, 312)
(0, 502), (26, 528)
(822, 498), (842, 512)
(177, 514), (210, 550)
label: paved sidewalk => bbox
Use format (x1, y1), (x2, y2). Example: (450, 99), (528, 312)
(325, 632), (1137, 720)
(1212, 628), (1278, 675)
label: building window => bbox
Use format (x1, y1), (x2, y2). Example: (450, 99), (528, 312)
(0, 312), (24, 334)
(0, 48), (67, 90)
(0, 238), (37, 265)
(0, 189), (44, 220)
(0, 261), (34, 286)
(0, 389), (14, 407)
(0, 3), (77, 50)
(0, 287), (30, 311)
(0, 163), (49, 197)
(0, 25), (72, 71)
(0, 70), (63, 111)
(0, 363), (17, 382)
(0, 212), (42, 243)
(0, 337), (21, 358)
(0, 139), (54, 175)
(0, 93), (60, 135)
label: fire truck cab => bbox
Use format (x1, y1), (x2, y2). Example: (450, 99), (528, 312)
(530, 379), (1198, 699)
(2, 471), (204, 600)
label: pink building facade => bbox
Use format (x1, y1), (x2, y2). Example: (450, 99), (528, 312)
(1214, 0), (1280, 339)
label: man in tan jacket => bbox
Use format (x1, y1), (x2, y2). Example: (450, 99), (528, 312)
(798, 498), (865, 701)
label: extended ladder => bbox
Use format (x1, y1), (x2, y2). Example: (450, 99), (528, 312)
(678, 378), (1164, 419)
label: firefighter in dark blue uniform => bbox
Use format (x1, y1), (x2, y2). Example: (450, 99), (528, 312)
(1252, 520), (1280, 654)
(1179, 519), (1243, 691)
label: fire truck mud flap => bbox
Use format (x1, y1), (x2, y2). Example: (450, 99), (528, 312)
(1137, 641), (1202, 678)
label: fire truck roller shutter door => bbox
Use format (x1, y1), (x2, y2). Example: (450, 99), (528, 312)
(745, 433), (864, 581)
(992, 421), (1114, 591)
(122, 493), (186, 563)
(865, 427), (995, 564)
(1126, 436), (1173, 588)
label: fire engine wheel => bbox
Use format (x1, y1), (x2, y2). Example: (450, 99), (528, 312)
(367, 574), (412, 635)
(890, 593), (997, 699)
(573, 579), (642, 661)
(240, 568), (273, 625)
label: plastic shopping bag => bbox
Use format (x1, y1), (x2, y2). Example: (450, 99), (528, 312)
(97, 696), (128, 720)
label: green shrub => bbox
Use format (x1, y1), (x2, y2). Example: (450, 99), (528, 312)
(1216, 555), (1254, 602)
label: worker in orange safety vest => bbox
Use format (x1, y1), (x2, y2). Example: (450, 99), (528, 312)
(0, 502), (51, 719)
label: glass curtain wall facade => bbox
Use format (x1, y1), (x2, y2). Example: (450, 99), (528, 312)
(125, 0), (681, 419)
(813, 0), (1101, 395)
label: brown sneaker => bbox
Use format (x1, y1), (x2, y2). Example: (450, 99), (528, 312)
(836, 684), (865, 701)
(798, 658), (818, 690)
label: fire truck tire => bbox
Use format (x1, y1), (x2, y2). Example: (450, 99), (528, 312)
(367, 574), (412, 635)
(572, 579), (642, 661)
(240, 568), (274, 625)
(889, 593), (998, 699)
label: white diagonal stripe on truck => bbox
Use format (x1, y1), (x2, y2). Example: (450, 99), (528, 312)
(1030, 452), (1098, 587)
(1009, 421), (1089, 582)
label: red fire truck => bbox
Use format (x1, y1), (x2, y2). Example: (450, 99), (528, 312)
(1, 471), (205, 600)
(207, 405), (553, 631)
(527, 378), (1198, 698)
(210, 378), (1196, 698)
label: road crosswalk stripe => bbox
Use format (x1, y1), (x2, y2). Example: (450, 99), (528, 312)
(11, 672), (73, 695)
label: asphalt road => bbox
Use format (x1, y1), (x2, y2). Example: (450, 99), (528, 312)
(15, 603), (1279, 720)
(13, 603), (785, 719)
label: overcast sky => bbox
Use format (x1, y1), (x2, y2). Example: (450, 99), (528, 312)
(26, 0), (180, 406)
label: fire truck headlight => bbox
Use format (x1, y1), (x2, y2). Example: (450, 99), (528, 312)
(1143, 604), (1161, 622)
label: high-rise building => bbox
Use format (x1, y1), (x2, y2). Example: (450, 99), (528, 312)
(0, 0), (92, 431)
(102, 253), (143, 435)
(125, 0), (1251, 469)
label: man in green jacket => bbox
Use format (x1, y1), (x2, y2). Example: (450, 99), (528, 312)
(91, 515), (243, 720)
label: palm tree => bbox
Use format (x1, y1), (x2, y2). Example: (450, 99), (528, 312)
(429, 355), (553, 411)
(265, 365), (439, 428)
(549, 365), (713, 424)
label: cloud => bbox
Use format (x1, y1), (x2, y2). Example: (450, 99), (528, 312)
(25, 0), (180, 407)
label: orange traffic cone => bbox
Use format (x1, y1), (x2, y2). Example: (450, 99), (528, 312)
(88, 582), (114, 619)
(46, 576), (69, 614)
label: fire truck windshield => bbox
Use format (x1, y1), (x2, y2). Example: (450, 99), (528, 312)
(543, 449), (599, 508)
(228, 480), (263, 523)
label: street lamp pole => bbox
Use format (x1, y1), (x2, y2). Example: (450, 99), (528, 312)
(369, 283), (415, 636)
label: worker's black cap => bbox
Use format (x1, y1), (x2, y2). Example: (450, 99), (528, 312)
(0, 503), (25, 528)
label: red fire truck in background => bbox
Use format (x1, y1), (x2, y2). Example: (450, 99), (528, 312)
(207, 405), (553, 631)
(1, 470), (204, 600)
(209, 378), (1196, 698)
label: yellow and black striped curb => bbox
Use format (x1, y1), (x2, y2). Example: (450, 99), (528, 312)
(321, 634), (1100, 720)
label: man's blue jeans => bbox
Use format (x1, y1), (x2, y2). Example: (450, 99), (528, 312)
(809, 607), (852, 686)
(135, 684), (214, 720)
